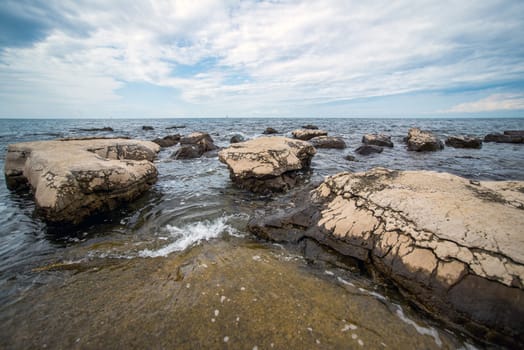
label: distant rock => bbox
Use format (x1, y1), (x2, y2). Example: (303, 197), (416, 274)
(292, 129), (328, 141)
(166, 125), (186, 130)
(302, 124), (319, 130)
(362, 134), (393, 147)
(263, 127), (279, 134)
(218, 136), (316, 193)
(4, 138), (160, 224)
(445, 135), (482, 149)
(344, 155), (356, 161)
(309, 136), (346, 149)
(248, 168), (524, 345)
(152, 134), (180, 148)
(355, 144), (383, 155)
(484, 131), (524, 143)
(171, 132), (217, 159)
(405, 128), (444, 151)
(142, 126), (154, 131)
(230, 134), (245, 144)
(77, 127), (114, 132)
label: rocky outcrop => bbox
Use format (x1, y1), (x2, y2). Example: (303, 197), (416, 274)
(171, 132), (217, 159)
(152, 134), (180, 148)
(218, 136), (316, 193)
(292, 129), (328, 141)
(248, 168), (524, 345)
(484, 131), (524, 144)
(362, 134), (394, 147)
(355, 144), (383, 155)
(4, 138), (160, 224)
(263, 127), (279, 135)
(445, 136), (482, 149)
(405, 128), (444, 151)
(309, 136), (346, 149)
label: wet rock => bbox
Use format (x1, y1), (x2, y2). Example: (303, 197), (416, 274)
(77, 127), (114, 132)
(180, 132), (217, 152)
(262, 127), (279, 134)
(166, 125), (186, 130)
(171, 145), (202, 159)
(230, 134), (245, 144)
(484, 131), (524, 143)
(4, 139), (160, 224)
(362, 134), (393, 147)
(142, 126), (154, 131)
(152, 134), (180, 148)
(405, 128), (444, 151)
(248, 168), (524, 344)
(302, 124), (319, 130)
(344, 155), (356, 161)
(445, 136), (482, 149)
(218, 136), (316, 193)
(309, 136), (346, 149)
(355, 144), (383, 155)
(292, 129), (328, 141)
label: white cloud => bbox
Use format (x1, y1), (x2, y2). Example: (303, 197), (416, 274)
(445, 94), (524, 113)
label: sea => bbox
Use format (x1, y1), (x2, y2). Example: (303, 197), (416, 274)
(0, 117), (523, 349)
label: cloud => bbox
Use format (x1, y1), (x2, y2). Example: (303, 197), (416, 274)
(445, 94), (524, 113)
(0, 0), (523, 117)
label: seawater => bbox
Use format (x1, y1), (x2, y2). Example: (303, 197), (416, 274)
(0, 117), (523, 348)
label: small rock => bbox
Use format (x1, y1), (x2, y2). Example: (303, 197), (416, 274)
(355, 144), (383, 155)
(310, 136), (346, 149)
(263, 127), (279, 134)
(344, 155), (356, 161)
(484, 131), (524, 143)
(171, 145), (201, 159)
(405, 128), (444, 151)
(142, 126), (154, 131)
(77, 127), (114, 132)
(230, 134), (245, 144)
(292, 129), (328, 141)
(171, 132), (217, 159)
(362, 134), (393, 147)
(445, 136), (482, 149)
(152, 134), (180, 148)
(166, 125), (186, 130)
(302, 124), (319, 130)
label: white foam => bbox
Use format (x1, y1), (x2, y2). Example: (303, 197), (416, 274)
(139, 216), (237, 258)
(394, 305), (442, 347)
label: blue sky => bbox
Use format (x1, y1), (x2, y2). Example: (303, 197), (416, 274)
(0, 0), (523, 118)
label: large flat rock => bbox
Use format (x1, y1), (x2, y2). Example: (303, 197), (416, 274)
(5, 138), (160, 224)
(218, 136), (316, 193)
(249, 168), (524, 345)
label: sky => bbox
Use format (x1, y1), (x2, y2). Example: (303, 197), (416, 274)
(0, 0), (523, 118)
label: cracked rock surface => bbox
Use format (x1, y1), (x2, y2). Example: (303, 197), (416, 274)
(248, 168), (524, 345)
(4, 138), (160, 224)
(218, 136), (316, 193)
(406, 128), (444, 151)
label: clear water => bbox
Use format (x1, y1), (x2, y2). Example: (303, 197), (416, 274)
(0, 117), (523, 348)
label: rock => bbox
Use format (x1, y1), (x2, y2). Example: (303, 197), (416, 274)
(309, 136), (346, 149)
(4, 138), (160, 224)
(248, 168), (524, 345)
(142, 126), (154, 131)
(152, 134), (180, 148)
(230, 134), (245, 144)
(362, 134), (393, 147)
(344, 155), (356, 161)
(302, 124), (319, 130)
(292, 129), (328, 141)
(166, 125), (186, 130)
(171, 145), (202, 159)
(484, 131), (524, 143)
(170, 132), (217, 159)
(77, 127), (114, 132)
(405, 128), (444, 151)
(262, 127), (279, 134)
(445, 135), (482, 149)
(218, 136), (316, 193)
(355, 144), (383, 155)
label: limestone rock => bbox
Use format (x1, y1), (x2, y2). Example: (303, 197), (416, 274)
(152, 134), (180, 148)
(405, 128), (444, 151)
(484, 131), (524, 143)
(248, 168), (524, 343)
(309, 136), (346, 149)
(4, 138), (160, 224)
(362, 134), (394, 147)
(218, 136), (316, 193)
(355, 144), (383, 155)
(170, 132), (217, 159)
(445, 135), (482, 149)
(292, 129), (328, 141)
(262, 127), (279, 134)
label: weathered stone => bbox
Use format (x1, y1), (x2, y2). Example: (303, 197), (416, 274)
(484, 131), (524, 143)
(230, 134), (245, 144)
(262, 127), (279, 134)
(165, 125), (186, 130)
(292, 129), (328, 141)
(405, 128), (444, 151)
(248, 168), (524, 344)
(170, 145), (202, 159)
(362, 134), (394, 147)
(445, 135), (482, 149)
(355, 144), (383, 155)
(152, 134), (180, 148)
(309, 136), (346, 149)
(302, 124), (319, 130)
(218, 136), (316, 193)
(4, 138), (160, 224)
(180, 132), (217, 153)
(77, 127), (114, 132)
(142, 126), (154, 131)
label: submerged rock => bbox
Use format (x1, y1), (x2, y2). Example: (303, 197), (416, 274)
(4, 138), (160, 224)
(362, 134), (393, 147)
(355, 144), (383, 155)
(77, 127), (114, 132)
(405, 128), (444, 152)
(309, 136), (346, 149)
(262, 127), (279, 134)
(248, 168), (524, 345)
(152, 134), (180, 148)
(292, 129), (328, 141)
(445, 135), (482, 149)
(142, 126), (154, 131)
(218, 136), (316, 193)
(484, 131), (524, 143)
(344, 155), (356, 161)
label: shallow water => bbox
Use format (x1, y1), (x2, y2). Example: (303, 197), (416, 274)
(0, 117), (523, 348)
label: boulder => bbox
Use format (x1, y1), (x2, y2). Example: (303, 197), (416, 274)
(302, 124), (319, 130)
(445, 135), (482, 149)
(152, 134), (180, 148)
(309, 136), (346, 149)
(4, 138), (160, 224)
(142, 126), (154, 131)
(405, 128), (444, 151)
(355, 144), (383, 155)
(262, 127), (279, 135)
(292, 129), (328, 141)
(248, 168), (524, 345)
(362, 134), (394, 147)
(171, 145), (202, 159)
(484, 131), (524, 143)
(170, 132), (217, 159)
(230, 134), (245, 144)
(218, 136), (316, 193)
